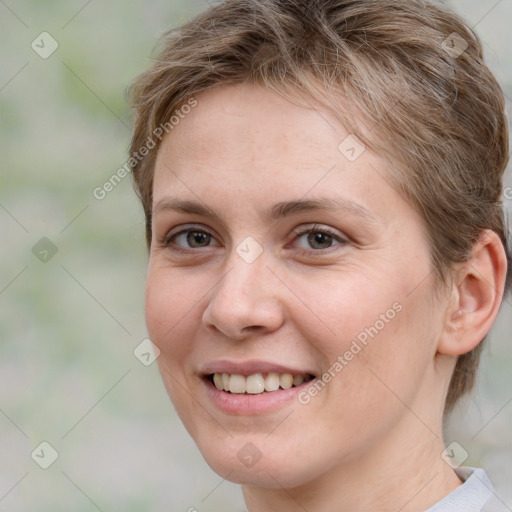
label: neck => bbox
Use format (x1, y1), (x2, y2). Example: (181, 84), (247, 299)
(242, 411), (462, 512)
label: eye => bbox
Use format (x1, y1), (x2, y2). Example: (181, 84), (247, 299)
(164, 226), (219, 250)
(292, 225), (346, 251)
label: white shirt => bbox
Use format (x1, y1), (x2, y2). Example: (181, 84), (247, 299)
(426, 467), (495, 511)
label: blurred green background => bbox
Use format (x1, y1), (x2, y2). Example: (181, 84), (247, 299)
(0, 1), (510, 510)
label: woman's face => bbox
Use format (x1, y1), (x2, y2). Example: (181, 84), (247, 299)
(146, 83), (449, 488)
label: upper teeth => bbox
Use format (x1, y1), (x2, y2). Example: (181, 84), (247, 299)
(212, 373), (309, 394)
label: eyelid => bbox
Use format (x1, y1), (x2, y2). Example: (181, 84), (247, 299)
(291, 224), (349, 245)
(163, 223), (218, 247)
(160, 222), (348, 253)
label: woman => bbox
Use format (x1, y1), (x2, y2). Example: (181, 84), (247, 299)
(127, 0), (510, 510)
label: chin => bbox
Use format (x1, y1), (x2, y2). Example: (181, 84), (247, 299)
(195, 435), (319, 489)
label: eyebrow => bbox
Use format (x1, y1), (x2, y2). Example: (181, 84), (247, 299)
(152, 196), (378, 225)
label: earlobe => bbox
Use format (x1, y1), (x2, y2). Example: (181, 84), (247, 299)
(438, 230), (507, 357)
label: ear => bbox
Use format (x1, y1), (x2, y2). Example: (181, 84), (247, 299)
(438, 229), (508, 356)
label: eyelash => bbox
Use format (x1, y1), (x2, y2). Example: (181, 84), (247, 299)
(292, 225), (348, 255)
(162, 224), (348, 255)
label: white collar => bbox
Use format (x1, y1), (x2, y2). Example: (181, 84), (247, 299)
(425, 467), (493, 512)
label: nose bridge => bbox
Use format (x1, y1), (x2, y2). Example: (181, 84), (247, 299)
(216, 249), (272, 311)
(202, 246), (283, 338)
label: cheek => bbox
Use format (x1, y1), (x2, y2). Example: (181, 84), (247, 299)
(144, 268), (202, 359)
(291, 270), (436, 411)
(287, 270), (401, 353)
(144, 268), (207, 428)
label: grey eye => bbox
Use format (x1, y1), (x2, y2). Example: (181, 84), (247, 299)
(295, 230), (341, 250)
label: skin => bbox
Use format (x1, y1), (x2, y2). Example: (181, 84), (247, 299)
(145, 82), (507, 511)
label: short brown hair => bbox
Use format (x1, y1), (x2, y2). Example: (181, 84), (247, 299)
(127, 0), (511, 415)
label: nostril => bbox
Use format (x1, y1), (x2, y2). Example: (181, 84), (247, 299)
(243, 325), (265, 332)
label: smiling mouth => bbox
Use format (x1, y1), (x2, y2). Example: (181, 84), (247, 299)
(207, 372), (315, 394)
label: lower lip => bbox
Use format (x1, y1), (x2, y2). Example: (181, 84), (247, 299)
(202, 377), (314, 415)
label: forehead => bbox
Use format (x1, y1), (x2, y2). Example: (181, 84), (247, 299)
(155, 82), (347, 173)
(152, 82), (408, 226)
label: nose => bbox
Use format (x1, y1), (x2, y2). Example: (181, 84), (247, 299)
(201, 253), (285, 341)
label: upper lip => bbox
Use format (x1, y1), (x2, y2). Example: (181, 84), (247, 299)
(200, 360), (317, 377)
